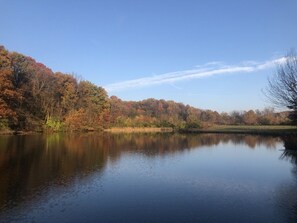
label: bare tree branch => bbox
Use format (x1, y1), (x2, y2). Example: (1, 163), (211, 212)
(265, 50), (297, 124)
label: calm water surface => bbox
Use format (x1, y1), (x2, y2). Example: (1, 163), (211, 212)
(0, 133), (296, 223)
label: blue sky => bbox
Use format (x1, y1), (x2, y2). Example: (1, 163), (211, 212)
(0, 0), (296, 112)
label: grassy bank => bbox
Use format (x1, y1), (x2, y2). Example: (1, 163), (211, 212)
(182, 125), (297, 136)
(105, 127), (173, 133)
(105, 125), (297, 136)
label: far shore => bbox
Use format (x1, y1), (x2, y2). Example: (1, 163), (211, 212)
(180, 125), (297, 136)
(1, 125), (297, 136)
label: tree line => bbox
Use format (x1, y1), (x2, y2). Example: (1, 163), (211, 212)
(109, 96), (289, 128)
(0, 46), (292, 132)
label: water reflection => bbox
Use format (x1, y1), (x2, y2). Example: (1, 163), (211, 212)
(278, 136), (297, 222)
(0, 134), (108, 211)
(0, 133), (281, 212)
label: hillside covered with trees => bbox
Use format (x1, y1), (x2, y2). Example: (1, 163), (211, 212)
(0, 46), (290, 132)
(0, 46), (109, 132)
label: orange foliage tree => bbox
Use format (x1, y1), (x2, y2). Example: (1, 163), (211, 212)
(0, 46), (22, 128)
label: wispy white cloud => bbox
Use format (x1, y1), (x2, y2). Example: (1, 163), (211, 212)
(104, 57), (286, 92)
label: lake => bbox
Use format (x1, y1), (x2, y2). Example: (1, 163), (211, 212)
(0, 133), (296, 223)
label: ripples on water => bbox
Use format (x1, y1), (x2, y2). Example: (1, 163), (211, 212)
(0, 133), (296, 223)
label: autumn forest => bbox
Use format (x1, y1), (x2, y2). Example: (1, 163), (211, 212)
(0, 46), (290, 132)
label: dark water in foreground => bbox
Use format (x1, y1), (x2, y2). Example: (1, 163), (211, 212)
(0, 133), (296, 223)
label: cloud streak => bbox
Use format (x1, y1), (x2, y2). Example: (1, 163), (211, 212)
(104, 57), (286, 92)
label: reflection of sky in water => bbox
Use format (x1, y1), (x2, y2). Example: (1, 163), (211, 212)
(0, 134), (296, 223)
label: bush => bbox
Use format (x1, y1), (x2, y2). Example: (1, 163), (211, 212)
(45, 117), (64, 131)
(185, 121), (200, 129)
(0, 118), (9, 130)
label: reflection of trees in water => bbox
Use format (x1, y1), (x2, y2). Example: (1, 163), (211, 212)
(281, 136), (297, 178)
(278, 136), (297, 222)
(0, 133), (281, 212)
(104, 133), (281, 157)
(217, 134), (281, 149)
(0, 134), (109, 211)
(282, 136), (297, 151)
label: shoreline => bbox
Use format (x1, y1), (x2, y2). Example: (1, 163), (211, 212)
(1, 125), (297, 136)
(104, 127), (174, 133)
(180, 125), (297, 136)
